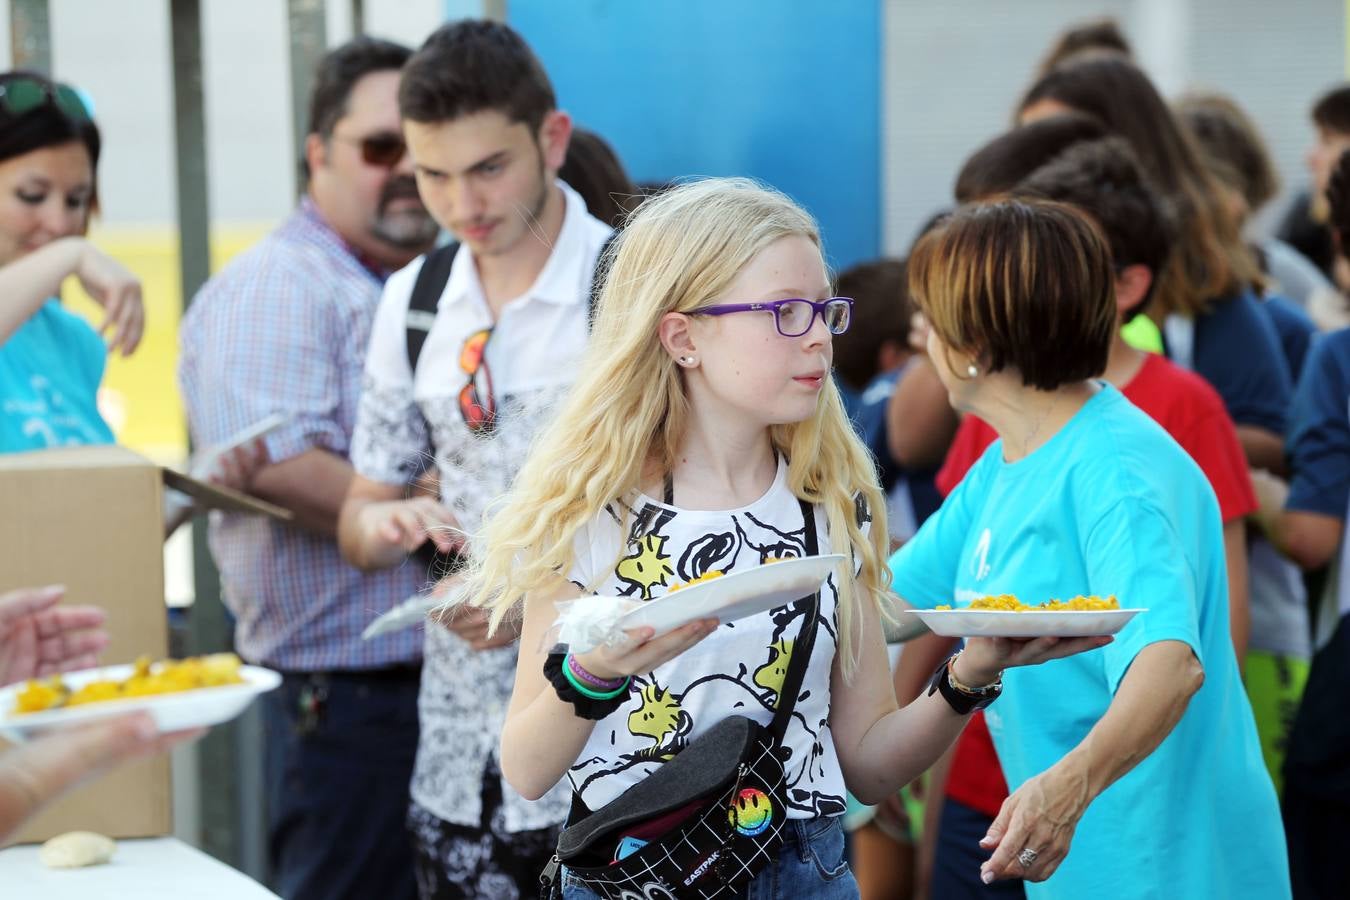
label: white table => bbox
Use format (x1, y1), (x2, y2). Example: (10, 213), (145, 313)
(0, 836), (279, 898)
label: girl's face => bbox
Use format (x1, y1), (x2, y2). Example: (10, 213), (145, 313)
(682, 234), (835, 427)
(0, 141), (94, 267)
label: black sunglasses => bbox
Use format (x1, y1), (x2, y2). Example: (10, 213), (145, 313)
(335, 131), (407, 168)
(0, 77), (90, 122)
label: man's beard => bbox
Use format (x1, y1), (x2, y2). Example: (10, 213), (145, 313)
(370, 174), (439, 250)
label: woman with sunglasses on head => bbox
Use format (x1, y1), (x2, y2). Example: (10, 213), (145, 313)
(460, 178), (1106, 900)
(0, 70), (145, 453)
(0, 70), (260, 536)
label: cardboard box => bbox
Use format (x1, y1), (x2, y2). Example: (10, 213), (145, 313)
(0, 445), (288, 845)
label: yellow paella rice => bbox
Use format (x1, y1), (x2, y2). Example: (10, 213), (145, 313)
(13, 653), (246, 715)
(935, 594), (1119, 612)
(667, 570), (726, 592)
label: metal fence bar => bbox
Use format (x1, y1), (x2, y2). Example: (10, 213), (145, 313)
(10, 0), (52, 72)
(288, 0), (327, 199)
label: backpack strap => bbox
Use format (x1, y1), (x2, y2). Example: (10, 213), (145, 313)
(405, 241), (460, 376)
(407, 230), (616, 378)
(586, 230), (620, 329)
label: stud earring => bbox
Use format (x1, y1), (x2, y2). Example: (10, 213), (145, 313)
(966, 363), (979, 377)
(681, 356), (695, 365)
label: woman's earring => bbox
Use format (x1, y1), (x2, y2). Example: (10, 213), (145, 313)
(966, 363), (979, 377)
(681, 356), (696, 365)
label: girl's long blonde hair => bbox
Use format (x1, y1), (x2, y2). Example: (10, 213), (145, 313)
(464, 177), (890, 676)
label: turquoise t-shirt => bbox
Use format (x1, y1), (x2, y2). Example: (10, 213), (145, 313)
(0, 300), (114, 452)
(889, 385), (1288, 900)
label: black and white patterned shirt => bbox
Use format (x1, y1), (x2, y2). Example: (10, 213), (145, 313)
(351, 182), (612, 830)
(566, 458), (852, 820)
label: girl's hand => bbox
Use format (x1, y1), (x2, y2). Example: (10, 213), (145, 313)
(955, 635), (1114, 687)
(574, 618), (720, 681)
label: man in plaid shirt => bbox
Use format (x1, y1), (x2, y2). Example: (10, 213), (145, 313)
(178, 38), (439, 900)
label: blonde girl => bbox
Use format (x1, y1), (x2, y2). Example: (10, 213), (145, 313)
(463, 178), (1102, 898)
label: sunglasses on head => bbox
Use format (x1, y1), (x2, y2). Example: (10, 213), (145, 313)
(336, 131), (407, 168)
(0, 77), (91, 123)
(459, 328), (496, 434)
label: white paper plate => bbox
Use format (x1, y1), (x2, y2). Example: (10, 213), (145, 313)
(0, 663), (282, 741)
(362, 586), (461, 640)
(906, 608), (1147, 638)
(621, 554), (847, 635)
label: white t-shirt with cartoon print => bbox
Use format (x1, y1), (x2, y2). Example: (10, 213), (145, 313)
(566, 457), (855, 820)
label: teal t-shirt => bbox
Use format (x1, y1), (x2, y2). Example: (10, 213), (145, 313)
(0, 300), (114, 452)
(889, 385), (1288, 900)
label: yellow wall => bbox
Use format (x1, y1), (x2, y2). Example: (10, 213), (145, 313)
(64, 224), (275, 462)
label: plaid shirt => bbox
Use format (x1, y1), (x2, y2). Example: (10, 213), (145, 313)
(178, 199), (423, 671)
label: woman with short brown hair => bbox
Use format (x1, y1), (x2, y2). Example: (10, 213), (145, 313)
(889, 197), (1288, 899)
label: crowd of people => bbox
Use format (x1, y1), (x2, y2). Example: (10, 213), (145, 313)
(2, 14), (1349, 900)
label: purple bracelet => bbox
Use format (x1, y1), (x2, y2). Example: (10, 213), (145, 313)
(566, 653), (627, 692)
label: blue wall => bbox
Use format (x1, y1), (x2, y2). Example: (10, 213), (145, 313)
(506, 0), (881, 270)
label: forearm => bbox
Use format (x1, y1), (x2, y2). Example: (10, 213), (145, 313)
(0, 747), (47, 842)
(1249, 471), (1343, 570)
(892, 631), (959, 705)
(1052, 641), (1202, 800)
(499, 688), (598, 801)
(843, 688), (972, 805)
(0, 237), (83, 345)
(1236, 425), (1287, 476)
(887, 359), (959, 469)
(1222, 520), (1249, 669)
(250, 448), (352, 536)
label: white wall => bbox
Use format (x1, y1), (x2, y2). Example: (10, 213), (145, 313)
(0, 0), (458, 227)
(4, 1), (1341, 240)
(882, 0), (1345, 255)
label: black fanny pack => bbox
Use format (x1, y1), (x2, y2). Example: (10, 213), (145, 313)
(540, 499), (821, 900)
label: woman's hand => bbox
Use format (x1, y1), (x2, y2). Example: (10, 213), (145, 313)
(955, 635), (1114, 687)
(73, 241), (144, 357)
(574, 618), (720, 681)
(977, 761), (1091, 883)
(0, 585), (108, 687)
(1, 712), (203, 842)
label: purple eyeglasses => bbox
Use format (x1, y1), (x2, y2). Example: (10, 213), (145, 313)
(688, 297), (854, 337)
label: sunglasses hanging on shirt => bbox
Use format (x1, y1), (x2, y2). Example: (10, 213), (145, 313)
(458, 327), (497, 434)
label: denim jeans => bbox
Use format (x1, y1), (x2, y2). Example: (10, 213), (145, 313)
(562, 816), (858, 900)
(263, 668), (421, 900)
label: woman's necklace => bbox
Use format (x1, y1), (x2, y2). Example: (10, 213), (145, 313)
(1018, 390), (1065, 458)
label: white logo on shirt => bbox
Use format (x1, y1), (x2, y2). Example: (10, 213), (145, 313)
(972, 528), (992, 580)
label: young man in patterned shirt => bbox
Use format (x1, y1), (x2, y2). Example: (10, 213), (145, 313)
(338, 21), (613, 899)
